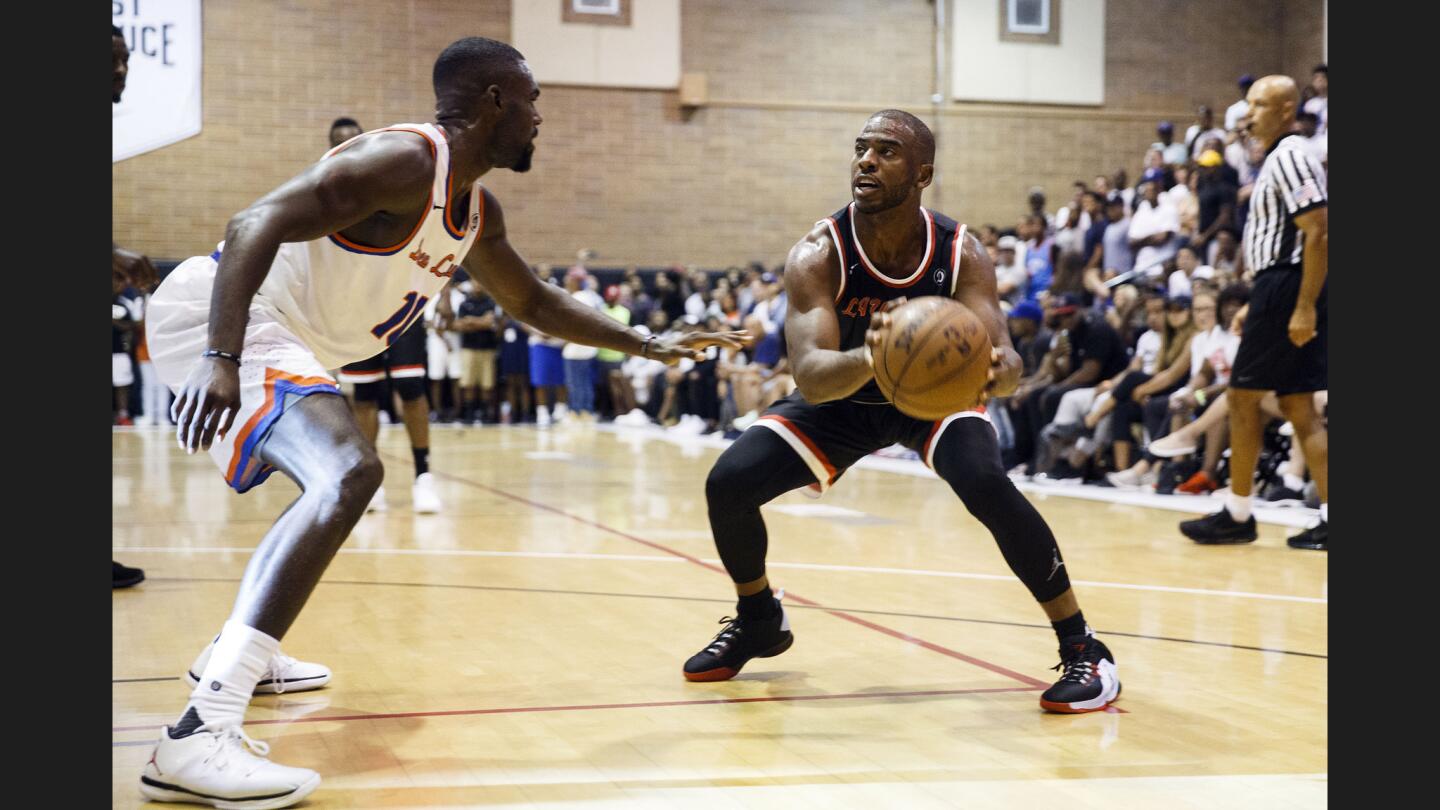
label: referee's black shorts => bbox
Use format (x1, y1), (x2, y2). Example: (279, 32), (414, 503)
(1230, 265), (1327, 395)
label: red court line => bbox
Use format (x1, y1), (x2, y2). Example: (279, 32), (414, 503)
(420, 462), (1057, 694)
(112, 686), (1040, 733)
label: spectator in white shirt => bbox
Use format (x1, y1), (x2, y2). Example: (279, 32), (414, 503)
(1225, 74), (1255, 131)
(1303, 64), (1327, 134)
(1185, 105), (1227, 158)
(1109, 167), (1134, 211)
(1167, 244), (1215, 299)
(1128, 170), (1181, 276)
(995, 235), (1028, 305)
(1295, 112), (1327, 171)
(1152, 121), (1189, 166)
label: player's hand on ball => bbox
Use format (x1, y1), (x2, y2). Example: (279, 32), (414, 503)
(983, 346), (1023, 399)
(172, 357), (241, 454)
(1287, 303), (1316, 347)
(649, 331), (752, 365)
(863, 296), (908, 362)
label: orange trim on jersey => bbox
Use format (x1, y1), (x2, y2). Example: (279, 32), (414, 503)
(823, 216), (848, 304)
(849, 203), (936, 288)
(388, 364), (425, 373)
(224, 368), (339, 484)
(758, 413), (838, 483)
(326, 127), (438, 254)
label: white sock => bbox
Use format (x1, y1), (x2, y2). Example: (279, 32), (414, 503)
(1283, 473), (1306, 492)
(1226, 493), (1253, 522)
(1320, 503), (1328, 523)
(184, 620), (279, 729)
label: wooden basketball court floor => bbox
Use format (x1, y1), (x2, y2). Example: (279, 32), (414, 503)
(113, 422), (1327, 808)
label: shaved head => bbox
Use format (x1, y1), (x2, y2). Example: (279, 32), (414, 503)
(1245, 75), (1300, 146)
(868, 109), (935, 165)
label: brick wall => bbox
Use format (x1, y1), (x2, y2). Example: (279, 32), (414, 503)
(112, 0), (1325, 266)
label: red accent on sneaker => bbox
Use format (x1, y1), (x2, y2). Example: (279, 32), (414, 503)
(683, 667), (740, 682)
(1177, 471), (1218, 494)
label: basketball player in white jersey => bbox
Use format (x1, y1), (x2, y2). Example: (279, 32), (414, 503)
(139, 37), (743, 808)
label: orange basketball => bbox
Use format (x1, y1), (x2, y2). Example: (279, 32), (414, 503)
(872, 297), (993, 420)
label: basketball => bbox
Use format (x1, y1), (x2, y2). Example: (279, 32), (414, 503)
(871, 297), (992, 420)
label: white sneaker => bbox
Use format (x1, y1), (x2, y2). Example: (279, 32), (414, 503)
(537, 407), (552, 427)
(1106, 468), (1143, 489)
(732, 410), (760, 431)
(186, 646), (332, 695)
(365, 485), (387, 512)
(552, 403), (569, 422)
(140, 724), (320, 809)
(412, 473), (442, 514)
(1147, 433), (1197, 458)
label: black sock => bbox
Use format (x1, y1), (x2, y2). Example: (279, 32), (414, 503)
(169, 705), (204, 739)
(413, 447), (429, 477)
(1051, 611), (1088, 643)
(737, 587), (777, 619)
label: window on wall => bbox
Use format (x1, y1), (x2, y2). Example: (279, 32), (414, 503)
(562, 0), (631, 27)
(1000, 0), (1060, 45)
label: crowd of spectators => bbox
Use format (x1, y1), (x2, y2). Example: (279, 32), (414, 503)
(112, 65), (1328, 507)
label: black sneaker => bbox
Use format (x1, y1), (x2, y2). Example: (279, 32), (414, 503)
(1287, 519), (1327, 550)
(113, 560), (145, 589)
(1263, 484), (1306, 506)
(1180, 509), (1258, 544)
(1040, 635), (1121, 713)
(683, 599), (793, 682)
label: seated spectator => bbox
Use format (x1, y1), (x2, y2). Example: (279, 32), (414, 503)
(1165, 284), (1249, 494)
(1110, 167), (1134, 210)
(1096, 293), (1197, 481)
(1303, 64), (1327, 134)
(978, 223), (1001, 247)
(1208, 228), (1240, 279)
(1225, 74), (1254, 132)
(1089, 196), (1134, 302)
(1103, 284), (1147, 346)
(1185, 105), (1227, 159)
(1027, 186), (1054, 233)
(1166, 164), (1198, 241)
(1295, 111), (1327, 173)
(1006, 294), (1129, 473)
(995, 235), (1028, 304)
(685, 268), (712, 320)
(1152, 120), (1189, 166)
(1129, 170), (1180, 278)
(1167, 245), (1215, 299)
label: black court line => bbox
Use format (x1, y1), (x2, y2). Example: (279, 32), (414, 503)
(129, 576), (1327, 661)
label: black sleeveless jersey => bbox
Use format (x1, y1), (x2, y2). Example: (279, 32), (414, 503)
(819, 202), (968, 404)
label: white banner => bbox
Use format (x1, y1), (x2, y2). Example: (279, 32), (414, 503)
(112, 0), (203, 162)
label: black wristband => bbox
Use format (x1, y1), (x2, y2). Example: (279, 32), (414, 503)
(640, 335), (655, 359)
(202, 349), (241, 365)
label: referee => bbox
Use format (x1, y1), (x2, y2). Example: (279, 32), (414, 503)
(1181, 74), (1328, 550)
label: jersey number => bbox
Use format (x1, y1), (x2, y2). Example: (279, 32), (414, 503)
(371, 292), (430, 345)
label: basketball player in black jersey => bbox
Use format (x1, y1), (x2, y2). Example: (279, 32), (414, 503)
(682, 110), (1122, 713)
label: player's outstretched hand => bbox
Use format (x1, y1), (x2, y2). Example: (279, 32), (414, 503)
(647, 331), (753, 365)
(983, 346), (1023, 399)
(113, 246), (159, 291)
(171, 357), (241, 454)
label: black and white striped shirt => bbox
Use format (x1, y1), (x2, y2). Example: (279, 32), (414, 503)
(1243, 134), (1328, 274)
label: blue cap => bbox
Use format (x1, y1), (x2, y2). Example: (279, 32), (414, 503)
(1141, 167), (1166, 184)
(1239, 73), (1255, 87)
(1157, 120), (1174, 132)
(1009, 300), (1043, 323)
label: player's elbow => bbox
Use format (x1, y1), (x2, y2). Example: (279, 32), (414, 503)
(223, 206), (277, 249)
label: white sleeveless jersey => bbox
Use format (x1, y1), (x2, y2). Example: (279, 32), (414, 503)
(236, 123), (483, 369)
